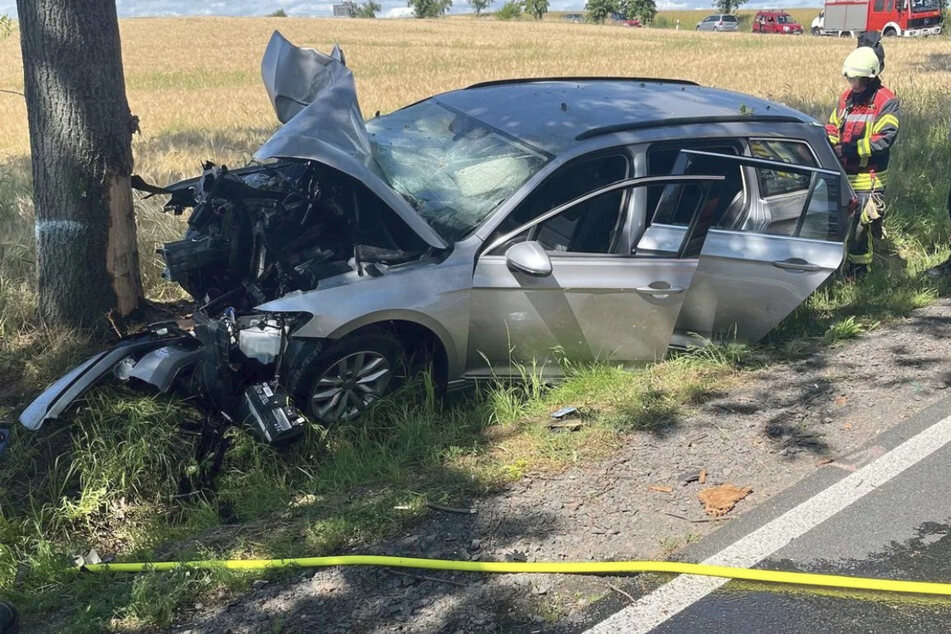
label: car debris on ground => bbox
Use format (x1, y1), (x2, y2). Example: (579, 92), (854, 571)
(698, 483), (753, 516)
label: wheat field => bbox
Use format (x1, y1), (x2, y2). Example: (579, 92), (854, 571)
(1, 17), (948, 180)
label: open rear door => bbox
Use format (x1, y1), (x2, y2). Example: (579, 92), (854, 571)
(637, 150), (848, 344)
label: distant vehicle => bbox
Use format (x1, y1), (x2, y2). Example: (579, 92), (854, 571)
(609, 12), (642, 26)
(562, 13), (585, 23)
(752, 10), (805, 34)
(811, 0), (941, 37)
(696, 14), (739, 31)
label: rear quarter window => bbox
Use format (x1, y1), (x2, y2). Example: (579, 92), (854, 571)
(749, 139), (817, 198)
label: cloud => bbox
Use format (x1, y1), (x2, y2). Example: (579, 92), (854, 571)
(382, 6), (416, 17)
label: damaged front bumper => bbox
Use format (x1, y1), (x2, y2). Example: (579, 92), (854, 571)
(18, 324), (197, 431)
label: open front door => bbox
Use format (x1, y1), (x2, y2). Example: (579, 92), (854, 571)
(465, 174), (728, 379)
(636, 150), (848, 345)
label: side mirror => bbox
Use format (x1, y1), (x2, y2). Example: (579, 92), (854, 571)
(505, 241), (552, 277)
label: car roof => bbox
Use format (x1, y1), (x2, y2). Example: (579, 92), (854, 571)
(433, 78), (813, 155)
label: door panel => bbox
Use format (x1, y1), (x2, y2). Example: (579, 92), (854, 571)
(465, 174), (725, 378)
(664, 228), (843, 346)
(638, 149), (847, 345)
(467, 257), (698, 377)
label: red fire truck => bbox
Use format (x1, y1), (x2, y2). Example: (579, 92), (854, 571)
(811, 0), (942, 37)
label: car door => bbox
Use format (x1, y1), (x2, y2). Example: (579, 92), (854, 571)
(465, 174), (727, 379)
(636, 145), (848, 345)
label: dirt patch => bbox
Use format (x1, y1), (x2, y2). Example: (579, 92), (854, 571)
(162, 299), (951, 633)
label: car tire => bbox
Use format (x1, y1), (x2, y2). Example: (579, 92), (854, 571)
(287, 330), (404, 424)
(812, 27), (820, 35)
(883, 27), (897, 37)
(0, 601), (19, 634)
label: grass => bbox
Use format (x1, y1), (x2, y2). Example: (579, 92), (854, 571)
(0, 16), (950, 631)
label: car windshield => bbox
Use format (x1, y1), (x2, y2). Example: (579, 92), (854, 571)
(367, 100), (549, 243)
(723, 15), (737, 21)
(777, 14), (791, 22)
(912, 0), (939, 10)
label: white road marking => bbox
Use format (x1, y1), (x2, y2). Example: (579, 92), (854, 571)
(586, 413), (951, 634)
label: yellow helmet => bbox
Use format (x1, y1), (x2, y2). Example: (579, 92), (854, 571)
(842, 47), (881, 79)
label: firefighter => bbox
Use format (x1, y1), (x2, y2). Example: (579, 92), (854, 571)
(826, 46), (900, 278)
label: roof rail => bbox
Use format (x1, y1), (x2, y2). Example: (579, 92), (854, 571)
(575, 115), (807, 141)
(465, 77), (699, 90)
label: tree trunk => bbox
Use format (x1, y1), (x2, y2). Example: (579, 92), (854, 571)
(17, 0), (143, 329)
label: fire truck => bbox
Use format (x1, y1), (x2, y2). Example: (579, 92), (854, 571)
(811, 0), (942, 37)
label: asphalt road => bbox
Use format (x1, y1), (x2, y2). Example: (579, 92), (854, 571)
(582, 395), (951, 633)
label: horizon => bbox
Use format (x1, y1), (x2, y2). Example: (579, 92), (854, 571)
(0, 1), (822, 21)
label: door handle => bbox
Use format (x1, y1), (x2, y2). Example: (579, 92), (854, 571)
(772, 259), (824, 273)
(636, 285), (685, 296)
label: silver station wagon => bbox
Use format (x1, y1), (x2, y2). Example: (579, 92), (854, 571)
(21, 33), (850, 437)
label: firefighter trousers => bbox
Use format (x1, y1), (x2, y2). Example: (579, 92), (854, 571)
(846, 188), (886, 273)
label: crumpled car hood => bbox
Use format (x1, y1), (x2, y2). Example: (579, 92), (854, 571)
(255, 31), (447, 250)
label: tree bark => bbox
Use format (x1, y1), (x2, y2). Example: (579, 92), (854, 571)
(17, 0), (143, 329)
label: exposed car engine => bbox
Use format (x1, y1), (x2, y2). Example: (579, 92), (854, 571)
(154, 160), (430, 311)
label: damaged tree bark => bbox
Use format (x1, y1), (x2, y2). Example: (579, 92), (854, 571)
(17, 0), (143, 328)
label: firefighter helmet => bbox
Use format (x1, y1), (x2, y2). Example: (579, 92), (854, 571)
(842, 47), (881, 79)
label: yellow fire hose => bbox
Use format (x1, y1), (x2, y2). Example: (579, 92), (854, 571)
(82, 555), (951, 597)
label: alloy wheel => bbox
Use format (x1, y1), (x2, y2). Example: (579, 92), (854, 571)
(309, 351), (392, 422)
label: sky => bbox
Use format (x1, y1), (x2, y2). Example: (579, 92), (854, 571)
(0, 0), (819, 20)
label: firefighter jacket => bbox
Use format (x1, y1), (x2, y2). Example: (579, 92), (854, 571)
(825, 80), (900, 192)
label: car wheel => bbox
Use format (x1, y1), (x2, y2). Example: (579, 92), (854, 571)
(0, 600), (18, 634)
(288, 330), (404, 423)
(883, 27), (897, 37)
(812, 26), (820, 35)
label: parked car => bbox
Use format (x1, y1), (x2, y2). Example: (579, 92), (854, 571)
(20, 32), (851, 437)
(753, 9), (805, 34)
(621, 17), (643, 27)
(562, 13), (585, 23)
(697, 14), (739, 31)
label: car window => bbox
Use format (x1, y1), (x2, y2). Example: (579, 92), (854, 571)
(528, 180), (630, 254)
(367, 100), (549, 243)
(798, 173), (842, 242)
(646, 141), (743, 226)
(496, 180), (722, 258)
(723, 15), (737, 21)
(635, 181), (734, 258)
(491, 154), (629, 243)
(875, 0), (885, 10)
(749, 140), (817, 198)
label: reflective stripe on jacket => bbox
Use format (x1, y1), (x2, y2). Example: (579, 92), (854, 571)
(825, 81), (900, 192)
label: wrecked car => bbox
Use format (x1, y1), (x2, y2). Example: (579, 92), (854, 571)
(19, 32), (851, 443)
